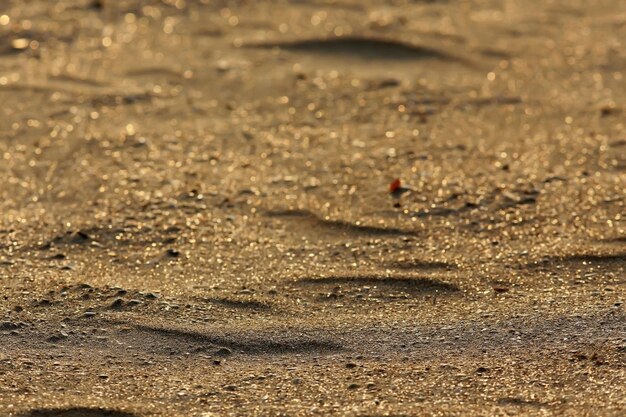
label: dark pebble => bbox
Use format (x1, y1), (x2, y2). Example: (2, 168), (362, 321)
(214, 347), (233, 356)
(0, 321), (19, 330)
(71, 231), (91, 244)
(109, 298), (124, 309)
(47, 333), (68, 343)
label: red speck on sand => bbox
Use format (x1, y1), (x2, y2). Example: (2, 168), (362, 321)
(389, 179), (401, 193)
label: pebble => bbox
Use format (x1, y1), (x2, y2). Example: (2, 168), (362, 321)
(0, 321), (19, 330)
(214, 347), (233, 356)
(47, 332), (69, 343)
(83, 311), (96, 318)
(71, 230), (91, 244)
(109, 298), (124, 309)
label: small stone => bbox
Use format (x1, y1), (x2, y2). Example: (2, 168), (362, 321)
(83, 311), (96, 318)
(126, 299), (143, 307)
(223, 385), (237, 391)
(109, 298), (124, 309)
(71, 231), (91, 244)
(0, 321), (19, 330)
(98, 374), (109, 379)
(345, 363), (357, 369)
(144, 292), (160, 300)
(347, 383), (359, 390)
(600, 105), (620, 117)
(165, 248), (180, 258)
(214, 347), (233, 356)
(47, 332), (68, 343)
(476, 366), (489, 374)
(212, 360), (221, 366)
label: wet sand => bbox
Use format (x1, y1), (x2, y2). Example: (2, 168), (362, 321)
(0, 0), (625, 416)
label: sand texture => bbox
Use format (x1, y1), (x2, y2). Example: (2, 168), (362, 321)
(0, 0), (625, 416)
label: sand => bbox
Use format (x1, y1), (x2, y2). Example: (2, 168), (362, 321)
(0, 0), (624, 416)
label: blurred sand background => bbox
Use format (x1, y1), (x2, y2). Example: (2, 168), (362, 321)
(0, 0), (625, 416)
